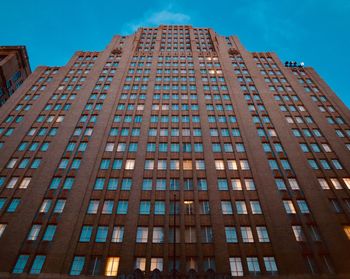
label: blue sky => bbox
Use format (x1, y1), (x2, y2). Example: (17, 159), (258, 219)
(1, 0), (349, 107)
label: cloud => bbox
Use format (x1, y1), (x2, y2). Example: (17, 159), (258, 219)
(121, 9), (191, 35)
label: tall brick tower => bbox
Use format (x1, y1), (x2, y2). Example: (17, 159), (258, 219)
(0, 25), (349, 278)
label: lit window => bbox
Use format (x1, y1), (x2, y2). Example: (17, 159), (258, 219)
(150, 258), (163, 271)
(240, 160), (250, 170)
(135, 258), (146, 271)
(330, 178), (342, 189)
(125, 160), (135, 170)
(343, 178), (350, 189)
(19, 177), (31, 189)
(236, 201), (247, 214)
(183, 160), (192, 170)
(144, 160), (154, 170)
(111, 226), (124, 242)
(105, 143), (114, 151)
(7, 177), (18, 188)
(231, 179), (242, 190)
(283, 200), (296, 214)
(344, 226), (350, 239)
(105, 257), (119, 276)
(292, 225), (305, 241)
(215, 160), (225, 170)
(0, 223), (7, 238)
(152, 227), (164, 243)
(229, 257), (243, 276)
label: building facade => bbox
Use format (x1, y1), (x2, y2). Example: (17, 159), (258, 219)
(0, 25), (349, 278)
(0, 46), (31, 106)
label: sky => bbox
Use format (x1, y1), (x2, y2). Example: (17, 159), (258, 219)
(1, 0), (349, 107)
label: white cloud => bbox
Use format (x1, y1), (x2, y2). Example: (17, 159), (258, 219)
(121, 9), (191, 35)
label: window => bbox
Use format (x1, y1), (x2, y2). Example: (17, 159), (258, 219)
(116, 201), (128, 214)
(256, 226), (270, 242)
(70, 256), (85, 275)
(30, 255), (46, 274)
(136, 227), (148, 243)
(297, 200), (310, 214)
(111, 226), (124, 242)
(185, 227), (197, 243)
(283, 200), (296, 214)
(201, 227), (213, 243)
(105, 257), (119, 276)
(125, 159), (135, 170)
(43, 225), (56, 241)
(241, 226), (254, 242)
(139, 201), (151, 214)
(344, 226), (350, 239)
(54, 199), (66, 213)
(0, 223), (6, 238)
(250, 201), (262, 214)
(19, 177), (31, 189)
(7, 198), (20, 212)
(155, 201), (165, 214)
(102, 200), (114, 214)
(247, 257), (260, 275)
(150, 258), (163, 271)
(225, 227), (238, 243)
(229, 257), (243, 276)
(264, 257), (278, 274)
(240, 160), (250, 170)
(80, 226), (93, 242)
(152, 227), (164, 243)
(13, 255), (29, 274)
(236, 201), (247, 214)
(221, 201), (233, 214)
(96, 226), (108, 242)
(292, 225), (305, 241)
(135, 258), (146, 271)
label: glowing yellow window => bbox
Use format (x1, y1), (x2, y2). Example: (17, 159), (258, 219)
(183, 160), (192, 170)
(344, 226), (350, 240)
(105, 257), (119, 276)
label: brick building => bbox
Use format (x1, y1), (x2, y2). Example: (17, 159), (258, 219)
(0, 25), (349, 278)
(0, 46), (31, 106)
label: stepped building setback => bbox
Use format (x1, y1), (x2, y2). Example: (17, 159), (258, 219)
(0, 25), (349, 278)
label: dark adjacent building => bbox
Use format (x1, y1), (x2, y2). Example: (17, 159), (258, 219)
(0, 46), (31, 106)
(0, 25), (349, 278)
